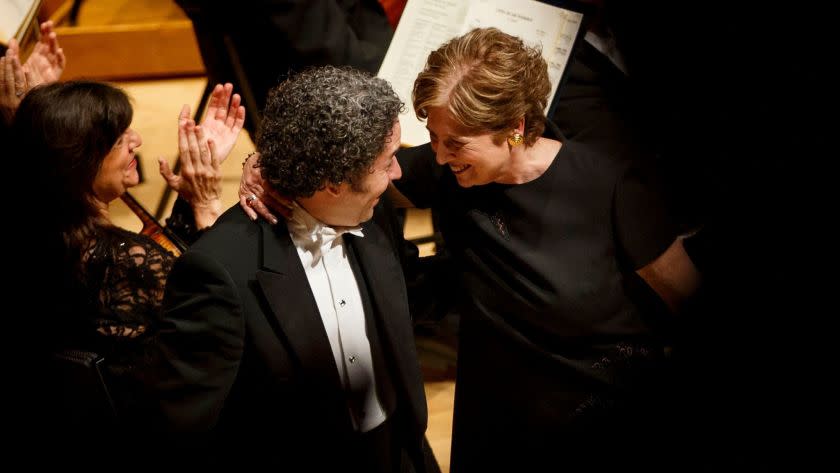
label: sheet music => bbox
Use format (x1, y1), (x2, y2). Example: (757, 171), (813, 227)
(0, 0), (38, 45)
(378, 0), (583, 146)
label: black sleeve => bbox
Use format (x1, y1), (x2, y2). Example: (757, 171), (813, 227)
(164, 197), (206, 246)
(394, 143), (442, 209)
(613, 164), (678, 269)
(154, 249), (245, 432)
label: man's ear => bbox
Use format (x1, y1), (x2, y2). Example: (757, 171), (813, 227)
(324, 181), (344, 197)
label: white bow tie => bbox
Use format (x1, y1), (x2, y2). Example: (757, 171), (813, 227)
(287, 205), (363, 264)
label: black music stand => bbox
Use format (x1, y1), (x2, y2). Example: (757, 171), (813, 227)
(152, 12), (262, 220)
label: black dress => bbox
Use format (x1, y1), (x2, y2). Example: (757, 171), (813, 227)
(37, 209), (203, 465)
(68, 227), (174, 418)
(395, 130), (677, 470)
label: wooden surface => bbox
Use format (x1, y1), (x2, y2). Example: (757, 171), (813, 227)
(46, 0), (204, 80)
(55, 21), (204, 80)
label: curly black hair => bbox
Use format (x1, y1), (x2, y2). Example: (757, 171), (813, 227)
(256, 66), (404, 198)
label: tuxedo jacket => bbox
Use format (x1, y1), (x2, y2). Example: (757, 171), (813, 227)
(154, 203), (429, 471)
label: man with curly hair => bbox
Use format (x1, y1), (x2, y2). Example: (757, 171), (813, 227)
(154, 66), (437, 472)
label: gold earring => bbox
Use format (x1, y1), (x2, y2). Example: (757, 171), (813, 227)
(507, 132), (524, 147)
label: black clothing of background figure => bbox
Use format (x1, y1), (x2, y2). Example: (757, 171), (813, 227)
(599, 0), (825, 468)
(551, 30), (645, 161)
(176, 0), (393, 133)
(550, 21), (678, 333)
(550, 7), (684, 232)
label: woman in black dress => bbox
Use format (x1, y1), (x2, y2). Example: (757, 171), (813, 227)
(14, 80), (244, 425)
(389, 27), (682, 471)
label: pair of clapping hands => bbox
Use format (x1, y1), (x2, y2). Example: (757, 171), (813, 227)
(1, 21), (65, 124)
(163, 83), (246, 229)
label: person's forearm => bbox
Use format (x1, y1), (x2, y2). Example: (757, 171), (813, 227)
(636, 237), (702, 313)
(192, 199), (223, 229)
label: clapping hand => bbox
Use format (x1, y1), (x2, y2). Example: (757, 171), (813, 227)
(0, 40), (32, 124)
(199, 83), (246, 163)
(159, 105), (224, 229)
(23, 21), (66, 87)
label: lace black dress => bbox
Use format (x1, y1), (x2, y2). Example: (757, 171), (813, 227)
(69, 226), (175, 419)
(49, 199), (203, 426)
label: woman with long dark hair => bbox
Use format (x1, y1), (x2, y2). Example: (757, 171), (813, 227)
(14, 80), (244, 422)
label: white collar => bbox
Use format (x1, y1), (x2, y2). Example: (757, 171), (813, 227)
(286, 203), (364, 264)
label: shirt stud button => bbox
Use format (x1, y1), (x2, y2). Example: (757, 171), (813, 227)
(348, 355), (356, 363)
(339, 299), (346, 307)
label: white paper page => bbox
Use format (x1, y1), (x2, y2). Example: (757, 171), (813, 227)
(463, 0), (583, 118)
(378, 0), (470, 147)
(378, 0), (583, 146)
(0, 0), (37, 45)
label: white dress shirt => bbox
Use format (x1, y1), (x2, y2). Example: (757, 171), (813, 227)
(286, 204), (387, 432)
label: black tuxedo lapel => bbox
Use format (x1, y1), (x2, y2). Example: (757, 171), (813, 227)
(254, 222), (346, 401)
(347, 219), (428, 437)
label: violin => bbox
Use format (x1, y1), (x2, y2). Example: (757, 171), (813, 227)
(120, 192), (187, 257)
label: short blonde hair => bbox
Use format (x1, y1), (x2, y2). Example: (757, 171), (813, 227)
(413, 27), (550, 146)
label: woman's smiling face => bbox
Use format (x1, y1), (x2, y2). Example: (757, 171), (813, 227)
(426, 106), (509, 188)
(93, 127), (142, 203)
